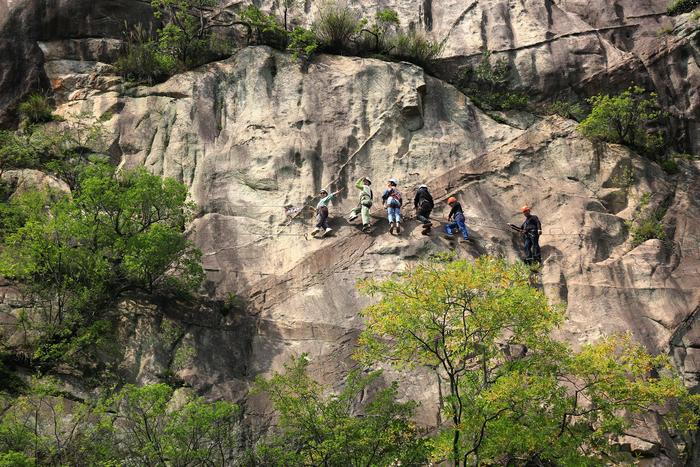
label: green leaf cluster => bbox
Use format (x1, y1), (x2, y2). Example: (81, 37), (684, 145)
(357, 256), (700, 465)
(252, 355), (429, 466)
(460, 51), (530, 111)
(0, 381), (241, 465)
(0, 164), (202, 368)
(578, 86), (666, 157)
(667, 0), (700, 15)
(17, 94), (54, 126)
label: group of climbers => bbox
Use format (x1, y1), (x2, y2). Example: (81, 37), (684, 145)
(311, 177), (542, 265)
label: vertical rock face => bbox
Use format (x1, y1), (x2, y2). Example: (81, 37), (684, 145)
(1, 0), (700, 461)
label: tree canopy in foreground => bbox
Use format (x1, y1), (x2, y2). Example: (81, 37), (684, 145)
(357, 256), (699, 466)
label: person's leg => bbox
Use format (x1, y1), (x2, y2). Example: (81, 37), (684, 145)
(457, 218), (469, 240)
(444, 222), (456, 235)
(320, 208), (329, 230)
(349, 206), (360, 220)
(387, 207), (396, 224)
(395, 208), (402, 225)
(361, 205), (371, 226)
(524, 234), (533, 263)
(533, 235), (542, 263)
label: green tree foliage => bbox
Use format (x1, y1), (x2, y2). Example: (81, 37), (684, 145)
(287, 27), (319, 65)
(239, 5), (288, 49)
(0, 164), (202, 368)
(0, 131), (38, 179)
(357, 256), (699, 465)
(151, 0), (219, 66)
(357, 9), (401, 53)
(17, 94), (54, 125)
(460, 50), (529, 111)
(545, 99), (588, 121)
(667, 0), (700, 15)
(0, 380), (241, 465)
(253, 355), (429, 466)
(578, 86), (665, 157)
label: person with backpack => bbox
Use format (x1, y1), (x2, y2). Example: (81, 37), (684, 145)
(444, 196), (469, 242)
(311, 188), (342, 238)
(348, 177), (373, 232)
(382, 178), (403, 234)
(413, 184), (434, 234)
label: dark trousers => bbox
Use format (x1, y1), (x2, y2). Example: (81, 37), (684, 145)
(316, 206), (329, 229)
(524, 232), (541, 263)
(416, 206), (432, 224)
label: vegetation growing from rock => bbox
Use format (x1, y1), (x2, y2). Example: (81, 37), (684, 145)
(252, 355), (429, 466)
(667, 0), (700, 16)
(0, 164), (202, 369)
(578, 86), (666, 158)
(357, 256), (699, 465)
(460, 51), (529, 111)
(17, 94), (54, 126)
(0, 380), (241, 465)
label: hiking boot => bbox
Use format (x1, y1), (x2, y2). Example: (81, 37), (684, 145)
(395, 222), (402, 234)
(459, 237), (469, 243)
(348, 213), (358, 221)
(389, 223), (396, 234)
(325, 227), (333, 234)
(362, 224), (371, 233)
(311, 227), (321, 236)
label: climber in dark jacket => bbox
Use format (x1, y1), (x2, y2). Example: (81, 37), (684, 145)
(444, 197), (469, 241)
(413, 185), (434, 224)
(520, 205), (542, 264)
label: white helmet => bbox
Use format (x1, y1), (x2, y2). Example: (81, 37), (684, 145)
(418, 184), (428, 189)
(388, 178), (399, 185)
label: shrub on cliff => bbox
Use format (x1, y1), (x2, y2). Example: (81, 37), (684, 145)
(313, 1), (363, 54)
(17, 93), (54, 125)
(357, 256), (700, 465)
(578, 86), (665, 157)
(460, 51), (529, 111)
(391, 30), (445, 68)
(115, 24), (176, 83)
(668, 0), (700, 15)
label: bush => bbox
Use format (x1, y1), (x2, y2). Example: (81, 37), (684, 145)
(546, 100), (588, 121)
(314, 1), (363, 53)
(391, 30), (444, 68)
(628, 193), (668, 246)
(17, 94), (53, 125)
(356, 8), (400, 53)
(287, 27), (318, 64)
(661, 157), (680, 174)
(668, 0), (700, 15)
(460, 50), (529, 111)
(578, 86), (665, 157)
(115, 24), (176, 83)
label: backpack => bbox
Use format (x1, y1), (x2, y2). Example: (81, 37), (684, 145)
(388, 189), (402, 207)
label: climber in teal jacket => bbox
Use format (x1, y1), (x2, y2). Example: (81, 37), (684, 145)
(311, 188), (341, 237)
(348, 177), (373, 232)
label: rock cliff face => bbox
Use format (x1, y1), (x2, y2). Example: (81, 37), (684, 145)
(2, 0), (700, 462)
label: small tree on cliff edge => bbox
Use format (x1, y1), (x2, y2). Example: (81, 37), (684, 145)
(356, 256), (700, 465)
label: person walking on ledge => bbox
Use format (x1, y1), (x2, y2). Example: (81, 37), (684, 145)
(348, 177), (373, 232)
(414, 184), (434, 234)
(444, 196), (469, 242)
(520, 205), (542, 264)
(311, 188), (341, 238)
(382, 178), (403, 234)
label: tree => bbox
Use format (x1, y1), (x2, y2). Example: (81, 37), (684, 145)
(0, 164), (203, 368)
(0, 381), (241, 465)
(253, 355), (429, 466)
(357, 256), (699, 466)
(578, 86), (665, 157)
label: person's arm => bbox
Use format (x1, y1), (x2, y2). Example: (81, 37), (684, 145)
(355, 179), (364, 190)
(414, 192), (420, 209)
(536, 216), (542, 234)
(381, 189), (389, 203)
(448, 205), (456, 220)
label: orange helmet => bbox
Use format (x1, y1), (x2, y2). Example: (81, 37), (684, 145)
(447, 197), (457, 204)
(521, 205), (531, 213)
